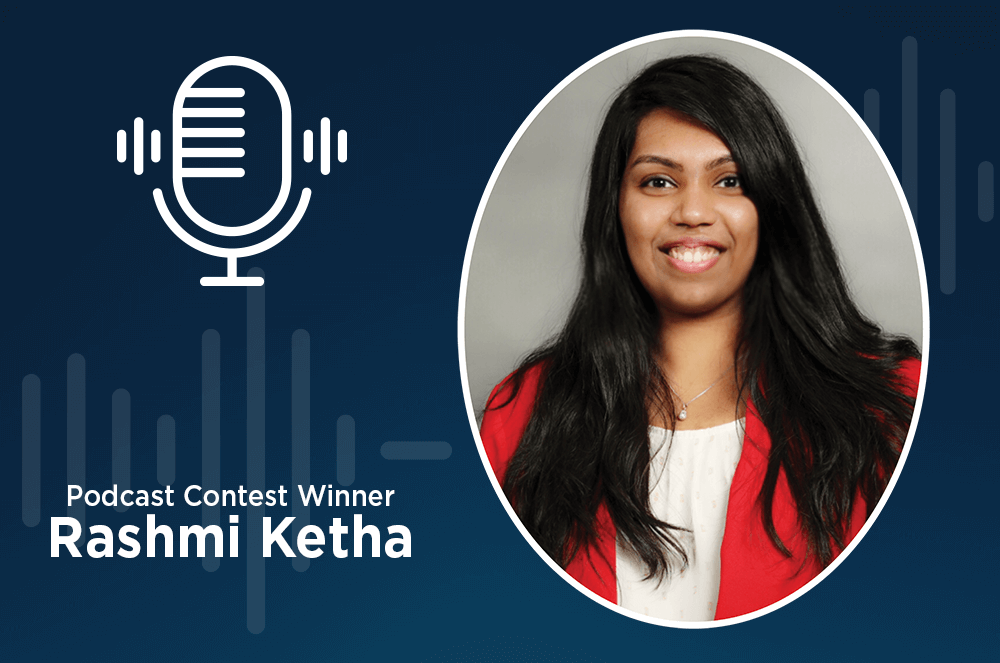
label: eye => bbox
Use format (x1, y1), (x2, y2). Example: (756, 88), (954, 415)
(640, 176), (676, 189)
(716, 174), (742, 189)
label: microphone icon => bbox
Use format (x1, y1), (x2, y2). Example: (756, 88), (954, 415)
(117, 56), (345, 286)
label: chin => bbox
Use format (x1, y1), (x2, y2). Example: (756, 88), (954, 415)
(659, 291), (739, 318)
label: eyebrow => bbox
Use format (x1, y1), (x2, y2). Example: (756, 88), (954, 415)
(629, 154), (736, 171)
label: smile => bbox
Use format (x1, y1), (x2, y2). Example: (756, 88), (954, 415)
(661, 244), (723, 274)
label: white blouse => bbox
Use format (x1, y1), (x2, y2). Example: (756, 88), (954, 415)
(616, 419), (745, 621)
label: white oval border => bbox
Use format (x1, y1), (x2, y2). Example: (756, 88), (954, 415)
(457, 30), (930, 629)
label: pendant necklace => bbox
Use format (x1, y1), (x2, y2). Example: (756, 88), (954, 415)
(668, 366), (734, 421)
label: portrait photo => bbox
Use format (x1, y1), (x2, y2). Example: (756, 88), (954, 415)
(459, 32), (927, 627)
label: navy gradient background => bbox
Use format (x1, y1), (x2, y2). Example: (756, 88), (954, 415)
(1, 2), (994, 660)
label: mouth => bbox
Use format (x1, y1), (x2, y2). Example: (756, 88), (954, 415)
(660, 241), (724, 274)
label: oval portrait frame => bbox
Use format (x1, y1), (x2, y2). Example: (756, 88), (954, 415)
(458, 30), (930, 628)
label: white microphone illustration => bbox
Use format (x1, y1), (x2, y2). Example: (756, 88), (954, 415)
(118, 56), (346, 286)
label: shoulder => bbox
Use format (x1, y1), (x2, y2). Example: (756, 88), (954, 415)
(479, 363), (547, 484)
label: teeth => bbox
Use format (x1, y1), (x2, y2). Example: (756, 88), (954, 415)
(669, 246), (719, 263)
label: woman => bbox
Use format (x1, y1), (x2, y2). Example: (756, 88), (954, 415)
(479, 55), (920, 621)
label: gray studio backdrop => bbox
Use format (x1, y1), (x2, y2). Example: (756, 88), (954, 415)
(463, 36), (924, 416)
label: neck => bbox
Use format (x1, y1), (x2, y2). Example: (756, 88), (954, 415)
(657, 303), (742, 391)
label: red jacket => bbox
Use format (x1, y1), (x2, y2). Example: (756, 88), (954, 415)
(480, 358), (920, 620)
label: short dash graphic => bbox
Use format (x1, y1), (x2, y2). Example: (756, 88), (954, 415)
(380, 441), (452, 460)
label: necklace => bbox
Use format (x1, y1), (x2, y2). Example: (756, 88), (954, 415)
(668, 366), (734, 421)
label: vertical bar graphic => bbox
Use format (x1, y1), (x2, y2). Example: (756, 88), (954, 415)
(112, 389), (131, 512)
(940, 90), (956, 295)
(157, 415), (175, 487)
(291, 330), (311, 572)
(133, 117), (144, 176)
(338, 130), (347, 163)
(337, 415), (355, 487)
(151, 129), (161, 163)
(321, 118), (331, 175)
(303, 130), (313, 163)
(902, 37), (918, 224)
(247, 268), (265, 634)
(202, 330), (221, 572)
(979, 161), (994, 222)
(117, 130), (127, 163)
(864, 89), (880, 142)
(67, 354), (86, 543)
(22, 375), (41, 527)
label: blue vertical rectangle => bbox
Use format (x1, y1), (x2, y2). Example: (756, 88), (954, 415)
(940, 90), (956, 295)
(338, 415), (355, 487)
(22, 375), (41, 527)
(246, 268), (265, 634)
(902, 37), (918, 224)
(202, 329), (221, 572)
(157, 415), (175, 487)
(291, 329), (310, 572)
(864, 89), (880, 142)
(67, 354), (86, 542)
(979, 161), (993, 222)
(112, 389), (130, 513)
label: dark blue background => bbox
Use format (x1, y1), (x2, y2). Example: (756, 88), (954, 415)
(1, 2), (994, 660)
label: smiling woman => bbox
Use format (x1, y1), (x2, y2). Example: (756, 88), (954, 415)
(462, 39), (925, 627)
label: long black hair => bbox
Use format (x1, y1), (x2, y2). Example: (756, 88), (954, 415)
(491, 55), (919, 580)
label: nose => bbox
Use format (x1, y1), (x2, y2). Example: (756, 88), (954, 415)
(670, 185), (718, 228)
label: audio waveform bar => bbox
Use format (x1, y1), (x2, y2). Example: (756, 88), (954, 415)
(247, 267), (265, 634)
(291, 329), (310, 573)
(68, 354), (86, 543)
(151, 130), (161, 164)
(22, 375), (41, 527)
(979, 162), (994, 222)
(864, 89), (880, 141)
(303, 130), (313, 163)
(903, 37), (918, 225)
(133, 118), (144, 176)
(940, 90), (956, 295)
(338, 415), (355, 487)
(203, 329), (222, 572)
(112, 389), (131, 513)
(157, 415), (175, 487)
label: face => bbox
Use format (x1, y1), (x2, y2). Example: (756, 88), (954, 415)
(619, 109), (759, 319)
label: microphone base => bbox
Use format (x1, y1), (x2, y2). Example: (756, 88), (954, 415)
(200, 276), (265, 287)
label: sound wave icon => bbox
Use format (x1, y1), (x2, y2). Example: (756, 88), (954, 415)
(19, 270), (451, 633)
(861, 35), (994, 295)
